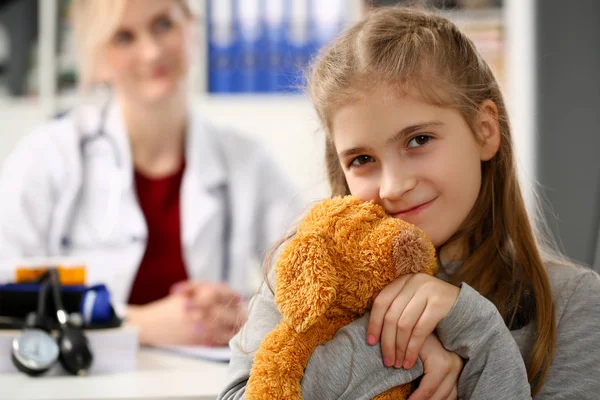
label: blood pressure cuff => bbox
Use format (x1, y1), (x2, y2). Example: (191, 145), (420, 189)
(0, 283), (121, 330)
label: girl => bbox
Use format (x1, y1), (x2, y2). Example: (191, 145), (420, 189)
(219, 6), (600, 400)
(0, 0), (302, 347)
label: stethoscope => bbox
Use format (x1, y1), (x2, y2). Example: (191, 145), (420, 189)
(58, 101), (124, 249)
(80, 102), (123, 244)
(58, 101), (233, 283)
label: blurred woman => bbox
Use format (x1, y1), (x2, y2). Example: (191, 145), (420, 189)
(0, 0), (303, 346)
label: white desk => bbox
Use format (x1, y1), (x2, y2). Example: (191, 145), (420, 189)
(0, 348), (230, 400)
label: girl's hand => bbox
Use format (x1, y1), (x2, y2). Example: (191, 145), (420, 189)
(367, 273), (460, 370)
(171, 280), (248, 346)
(408, 333), (462, 400)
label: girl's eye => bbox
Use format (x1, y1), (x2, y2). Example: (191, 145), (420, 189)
(407, 135), (432, 148)
(113, 30), (134, 46)
(349, 155), (375, 167)
(154, 17), (174, 33)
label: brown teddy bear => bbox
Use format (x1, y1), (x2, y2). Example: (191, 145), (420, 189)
(245, 196), (438, 399)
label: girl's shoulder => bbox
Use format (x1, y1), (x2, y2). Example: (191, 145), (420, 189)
(545, 262), (599, 289)
(545, 262), (600, 318)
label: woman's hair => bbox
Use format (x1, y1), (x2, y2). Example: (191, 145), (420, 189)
(306, 6), (556, 395)
(69, 0), (193, 89)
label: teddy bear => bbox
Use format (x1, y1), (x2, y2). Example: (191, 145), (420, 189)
(245, 196), (438, 399)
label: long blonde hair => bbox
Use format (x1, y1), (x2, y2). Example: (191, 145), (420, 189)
(307, 6), (556, 395)
(69, 0), (193, 89)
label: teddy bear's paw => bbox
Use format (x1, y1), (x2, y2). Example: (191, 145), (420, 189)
(391, 224), (437, 276)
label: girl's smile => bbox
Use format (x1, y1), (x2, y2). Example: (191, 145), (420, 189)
(389, 197), (438, 220)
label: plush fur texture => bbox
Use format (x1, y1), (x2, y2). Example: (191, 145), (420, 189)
(246, 196), (438, 399)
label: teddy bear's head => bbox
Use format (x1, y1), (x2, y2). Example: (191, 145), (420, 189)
(275, 196), (437, 333)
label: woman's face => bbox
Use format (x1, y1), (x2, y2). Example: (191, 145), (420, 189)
(101, 0), (194, 105)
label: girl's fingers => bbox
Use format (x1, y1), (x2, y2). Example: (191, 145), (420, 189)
(403, 306), (438, 370)
(446, 386), (458, 400)
(407, 367), (446, 400)
(408, 360), (456, 400)
(430, 374), (458, 400)
(378, 291), (414, 366)
(392, 294), (427, 368)
(367, 274), (414, 344)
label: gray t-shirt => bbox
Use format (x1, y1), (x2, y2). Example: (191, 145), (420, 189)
(218, 263), (600, 399)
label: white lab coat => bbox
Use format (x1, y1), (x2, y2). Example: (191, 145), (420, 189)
(0, 101), (305, 308)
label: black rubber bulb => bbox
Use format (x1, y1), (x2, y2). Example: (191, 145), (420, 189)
(57, 325), (93, 375)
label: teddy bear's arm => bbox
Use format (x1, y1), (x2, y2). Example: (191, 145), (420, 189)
(246, 315), (347, 400)
(246, 323), (309, 399)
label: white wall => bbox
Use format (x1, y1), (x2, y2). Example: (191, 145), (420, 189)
(0, 100), (47, 168)
(195, 96), (329, 201)
(504, 0), (536, 215)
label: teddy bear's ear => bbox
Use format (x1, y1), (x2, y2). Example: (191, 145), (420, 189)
(274, 233), (337, 333)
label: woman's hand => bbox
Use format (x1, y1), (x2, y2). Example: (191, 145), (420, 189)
(127, 295), (206, 346)
(367, 273), (460, 370)
(408, 334), (462, 400)
(171, 280), (248, 346)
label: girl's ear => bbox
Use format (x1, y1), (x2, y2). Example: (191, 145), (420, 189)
(476, 99), (501, 161)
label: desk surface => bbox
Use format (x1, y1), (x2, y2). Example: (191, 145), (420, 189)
(0, 348), (230, 400)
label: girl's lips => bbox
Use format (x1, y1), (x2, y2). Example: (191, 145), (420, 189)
(391, 198), (436, 218)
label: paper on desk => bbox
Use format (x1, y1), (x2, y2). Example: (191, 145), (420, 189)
(155, 345), (231, 362)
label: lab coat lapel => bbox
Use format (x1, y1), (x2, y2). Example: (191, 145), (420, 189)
(101, 101), (147, 246)
(181, 110), (227, 251)
(105, 101), (135, 193)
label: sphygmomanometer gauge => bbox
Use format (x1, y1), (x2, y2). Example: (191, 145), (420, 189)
(12, 328), (59, 375)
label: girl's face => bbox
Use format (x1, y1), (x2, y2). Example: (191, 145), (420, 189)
(101, 0), (193, 105)
(331, 85), (500, 248)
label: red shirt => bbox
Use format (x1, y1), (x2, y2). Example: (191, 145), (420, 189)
(128, 163), (188, 305)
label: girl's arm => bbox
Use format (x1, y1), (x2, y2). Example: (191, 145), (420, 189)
(532, 269), (600, 398)
(436, 284), (532, 398)
(302, 315), (424, 399)
(218, 283), (423, 400)
(437, 268), (600, 399)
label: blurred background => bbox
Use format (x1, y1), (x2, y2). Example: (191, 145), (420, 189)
(0, 0), (598, 270)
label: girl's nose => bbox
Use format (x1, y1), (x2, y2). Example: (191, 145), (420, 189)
(379, 166), (417, 201)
